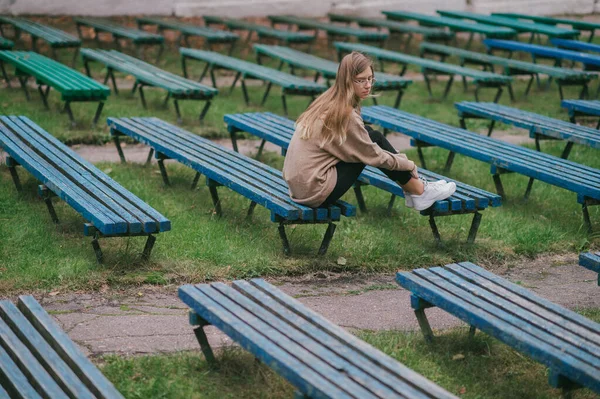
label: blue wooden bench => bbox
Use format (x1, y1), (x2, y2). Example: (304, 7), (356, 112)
(456, 101), (600, 159)
(396, 261), (600, 396)
(0, 115), (170, 263)
(437, 11), (580, 41)
(203, 16), (315, 49)
(81, 48), (217, 123)
(253, 44), (412, 108)
(108, 117), (355, 255)
(0, 16), (81, 64)
(562, 99), (600, 128)
(579, 251), (600, 285)
(420, 42), (595, 100)
(137, 17), (238, 53)
(496, 13), (600, 42)
(179, 279), (459, 399)
(0, 51), (110, 126)
(361, 105), (600, 233)
(225, 112), (501, 244)
(335, 41), (512, 102)
(268, 15), (389, 47)
(551, 38), (600, 55)
(0, 295), (124, 398)
(180, 47), (326, 116)
(75, 18), (164, 61)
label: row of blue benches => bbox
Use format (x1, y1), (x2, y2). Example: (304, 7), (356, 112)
(4, 251), (599, 398)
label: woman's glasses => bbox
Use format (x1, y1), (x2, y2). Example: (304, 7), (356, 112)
(353, 77), (376, 87)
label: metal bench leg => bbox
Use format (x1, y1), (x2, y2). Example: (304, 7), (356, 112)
(40, 185), (59, 224)
(37, 85), (50, 109)
(131, 81), (138, 95)
(467, 212), (482, 244)
(157, 157), (171, 186)
(92, 102), (104, 127)
(199, 101), (211, 122)
(260, 82), (273, 106)
(579, 83), (589, 100)
(207, 182), (222, 217)
(113, 135), (127, 163)
(64, 101), (76, 127)
(71, 47), (80, 68)
(353, 183), (367, 213)
(181, 56), (190, 78)
(192, 323), (217, 367)
(411, 295), (434, 342)
(155, 44), (164, 64)
(371, 97), (378, 106)
(582, 200), (593, 233)
(0, 61), (11, 88)
(281, 94), (288, 116)
(493, 87), (503, 103)
(558, 83), (565, 101)
(524, 178), (535, 200)
(229, 71), (241, 94)
(18, 76), (30, 101)
(443, 151), (455, 173)
(229, 130), (239, 152)
(109, 70), (118, 95)
(191, 172), (201, 190)
(393, 89), (404, 109)
(247, 201), (257, 218)
(255, 139), (266, 159)
(524, 75), (535, 96)
(417, 146), (427, 170)
(486, 120), (496, 137)
(423, 73), (433, 98)
(278, 222), (291, 256)
(561, 142), (574, 159)
(139, 85), (147, 109)
(474, 86), (479, 102)
(141, 234), (156, 261)
(91, 233), (103, 264)
(146, 148), (154, 166)
(468, 325), (477, 339)
(6, 157), (22, 192)
(492, 174), (505, 199)
(240, 79), (250, 105)
(429, 215), (442, 245)
(174, 99), (182, 124)
(318, 222), (336, 256)
(507, 83), (516, 102)
(386, 194), (396, 216)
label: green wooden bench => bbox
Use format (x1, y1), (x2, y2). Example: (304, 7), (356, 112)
(136, 17), (238, 53)
(253, 44), (412, 108)
(75, 18), (164, 61)
(268, 15), (388, 46)
(382, 11), (516, 48)
(180, 47), (326, 116)
(0, 16), (80, 63)
(420, 42), (595, 100)
(437, 11), (580, 41)
(81, 48), (217, 123)
(0, 35), (14, 50)
(327, 13), (454, 48)
(335, 42), (511, 102)
(203, 15), (315, 49)
(494, 13), (600, 42)
(0, 295), (124, 398)
(0, 51), (109, 126)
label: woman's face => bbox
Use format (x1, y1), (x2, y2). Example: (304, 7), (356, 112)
(352, 67), (374, 100)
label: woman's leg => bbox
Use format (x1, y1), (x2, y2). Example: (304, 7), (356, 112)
(320, 161), (365, 207)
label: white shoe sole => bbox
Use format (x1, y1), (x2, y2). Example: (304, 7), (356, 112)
(412, 182), (457, 211)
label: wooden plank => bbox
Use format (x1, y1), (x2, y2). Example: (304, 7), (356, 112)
(268, 15), (388, 41)
(17, 296), (125, 399)
(203, 16), (315, 43)
(579, 252), (600, 273)
(0, 345), (43, 399)
(75, 18), (163, 44)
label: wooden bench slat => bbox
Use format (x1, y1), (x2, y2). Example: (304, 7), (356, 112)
(0, 16), (80, 47)
(203, 16), (315, 43)
(268, 15), (388, 41)
(0, 345), (43, 399)
(18, 296), (125, 399)
(137, 17), (238, 42)
(75, 18), (163, 44)
(0, 301), (96, 399)
(494, 13), (600, 31)
(579, 252), (600, 274)
(562, 99), (600, 118)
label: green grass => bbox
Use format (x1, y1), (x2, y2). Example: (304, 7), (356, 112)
(99, 309), (600, 399)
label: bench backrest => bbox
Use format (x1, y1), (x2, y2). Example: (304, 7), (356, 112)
(268, 15), (389, 40)
(108, 117), (354, 222)
(81, 48), (217, 97)
(484, 39), (600, 67)
(136, 17), (238, 40)
(179, 279), (458, 399)
(180, 47), (327, 91)
(0, 115), (170, 235)
(253, 44), (411, 89)
(334, 42), (511, 83)
(382, 11), (517, 37)
(0, 51), (109, 100)
(203, 16), (315, 42)
(361, 105), (600, 201)
(224, 112), (501, 212)
(0, 295), (124, 398)
(437, 10), (580, 36)
(75, 18), (163, 43)
(0, 16), (80, 46)
(456, 101), (600, 149)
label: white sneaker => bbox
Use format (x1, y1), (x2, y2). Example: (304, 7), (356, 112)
(410, 180), (456, 211)
(404, 179), (446, 209)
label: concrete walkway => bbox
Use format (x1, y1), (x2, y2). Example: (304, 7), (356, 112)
(37, 253), (599, 358)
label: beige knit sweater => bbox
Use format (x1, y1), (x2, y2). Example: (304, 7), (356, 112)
(283, 109), (415, 207)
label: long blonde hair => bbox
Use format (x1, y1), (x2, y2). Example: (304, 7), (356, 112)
(296, 51), (374, 146)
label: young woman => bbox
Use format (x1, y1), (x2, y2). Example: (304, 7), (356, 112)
(283, 51), (456, 211)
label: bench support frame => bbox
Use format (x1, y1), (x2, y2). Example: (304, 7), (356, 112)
(275, 216), (337, 256)
(85, 224), (157, 264)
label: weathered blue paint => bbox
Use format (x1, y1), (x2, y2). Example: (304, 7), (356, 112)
(562, 99), (600, 119)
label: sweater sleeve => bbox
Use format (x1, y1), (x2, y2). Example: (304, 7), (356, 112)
(322, 111), (415, 171)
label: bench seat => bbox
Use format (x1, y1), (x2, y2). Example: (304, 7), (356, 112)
(496, 13), (600, 41)
(0, 51), (109, 126)
(81, 48), (217, 123)
(335, 42), (512, 102)
(420, 42), (595, 100)
(253, 44), (412, 108)
(0, 295), (123, 398)
(561, 99), (600, 127)
(203, 16), (315, 46)
(456, 101), (600, 158)
(361, 105), (600, 232)
(396, 261), (600, 395)
(268, 15), (388, 46)
(137, 17), (238, 53)
(225, 111), (501, 244)
(180, 47), (326, 116)
(108, 117), (355, 255)
(579, 251), (600, 285)
(179, 279), (458, 399)
(0, 116), (169, 262)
